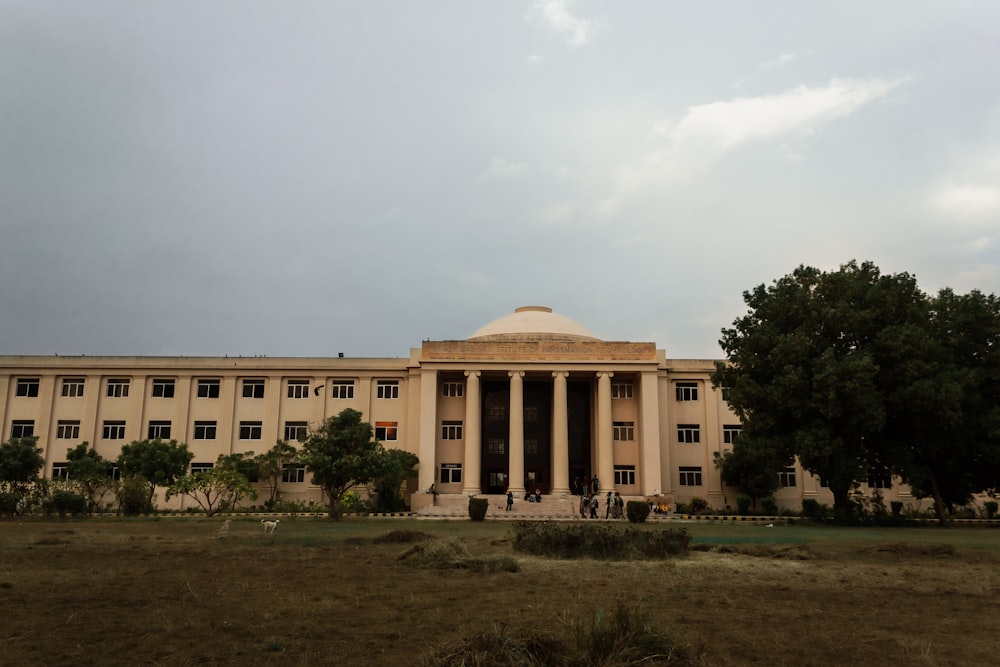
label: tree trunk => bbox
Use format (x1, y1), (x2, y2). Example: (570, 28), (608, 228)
(831, 486), (852, 521)
(929, 476), (949, 526)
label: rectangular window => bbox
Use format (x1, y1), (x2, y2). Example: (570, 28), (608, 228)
(151, 379), (175, 398)
(284, 421), (308, 442)
(287, 380), (310, 399)
(102, 421), (126, 440)
(525, 439), (538, 455)
(440, 464), (462, 484)
(56, 420), (80, 439)
(442, 382), (463, 397)
(61, 378), (85, 397)
(612, 382), (633, 399)
(108, 465), (122, 481)
(193, 421), (217, 440)
(679, 466), (703, 486)
(107, 378), (130, 398)
(11, 420), (35, 438)
(778, 467), (797, 488)
(867, 469), (892, 489)
(487, 403), (506, 422)
(375, 421), (398, 441)
(242, 379), (265, 398)
(331, 380), (355, 399)
(487, 439), (505, 455)
(197, 379), (221, 398)
(51, 462), (70, 480)
(614, 465), (636, 486)
(239, 421), (262, 440)
(441, 421), (463, 440)
(524, 406), (539, 422)
(723, 425), (742, 445)
(675, 381), (698, 402)
(677, 424), (701, 443)
(16, 378), (40, 397)
(376, 380), (399, 399)
(148, 420), (172, 439)
(190, 462), (214, 474)
(613, 421), (635, 441)
(282, 465), (306, 484)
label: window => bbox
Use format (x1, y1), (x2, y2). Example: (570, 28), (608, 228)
(613, 421), (635, 441)
(239, 421), (263, 440)
(778, 467), (797, 488)
(284, 421), (308, 442)
(331, 380), (355, 399)
(614, 465), (636, 486)
(376, 380), (399, 399)
(52, 462), (70, 480)
(487, 403), (506, 421)
(723, 425), (742, 445)
(679, 466), (703, 486)
(375, 421), (398, 441)
(11, 420), (35, 438)
(108, 465), (122, 481)
(675, 381), (698, 401)
(194, 421), (217, 440)
(441, 421), (463, 440)
(442, 382), (463, 397)
(102, 421), (126, 440)
(107, 378), (130, 398)
(148, 421), (172, 439)
(487, 439), (505, 455)
(440, 464), (462, 484)
(612, 382), (633, 399)
(282, 465), (306, 483)
(721, 386), (732, 402)
(151, 379), (175, 398)
(524, 406), (539, 422)
(15, 378), (40, 397)
(677, 424), (701, 443)
(287, 380), (310, 399)
(61, 378), (85, 397)
(867, 469), (892, 489)
(56, 420), (80, 439)
(242, 379), (265, 398)
(197, 379), (221, 398)
(190, 462), (214, 474)
(525, 439), (538, 455)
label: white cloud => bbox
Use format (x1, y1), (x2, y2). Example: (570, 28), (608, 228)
(928, 184), (1000, 223)
(760, 52), (804, 70)
(484, 157), (529, 177)
(526, 0), (595, 47)
(603, 77), (909, 208)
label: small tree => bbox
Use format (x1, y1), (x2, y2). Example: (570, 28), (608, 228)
(117, 475), (153, 515)
(255, 441), (299, 506)
(0, 437), (45, 496)
(65, 443), (115, 513)
(301, 409), (385, 517)
(167, 468), (258, 516)
(117, 439), (194, 506)
(370, 449), (419, 512)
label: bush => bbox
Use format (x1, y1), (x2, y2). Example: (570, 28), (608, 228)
(48, 490), (88, 518)
(801, 498), (829, 522)
(891, 501), (905, 517)
(117, 475), (153, 516)
(984, 500), (998, 519)
(468, 496), (489, 521)
(625, 500), (649, 523)
(736, 494), (752, 515)
(760, 496), (777, 516)
(0, 492), (20, 517)
(688, 497), (708, 514)
(512, 522), (690, 560)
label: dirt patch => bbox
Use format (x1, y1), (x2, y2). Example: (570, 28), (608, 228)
(863, 542), (957, 558)
(693, 543), (816, 560)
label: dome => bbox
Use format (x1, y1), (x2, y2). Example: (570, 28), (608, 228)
(468, 306), (600, 342)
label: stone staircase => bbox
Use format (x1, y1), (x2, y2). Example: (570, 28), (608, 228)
(415, 493), (645, 521)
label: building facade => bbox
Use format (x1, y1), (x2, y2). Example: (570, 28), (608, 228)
(0, 306), (912, 510)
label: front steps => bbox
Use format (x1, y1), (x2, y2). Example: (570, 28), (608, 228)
(415, 492), (646, 521)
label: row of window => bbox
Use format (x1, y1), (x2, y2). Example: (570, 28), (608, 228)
(49, 461), (312, 484)
(9, 377), (401, 400)
(13, 419), (314, 442)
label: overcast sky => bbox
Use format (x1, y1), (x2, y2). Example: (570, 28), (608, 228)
(2, 1), (999, 360)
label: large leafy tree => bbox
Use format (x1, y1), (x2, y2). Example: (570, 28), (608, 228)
(117, 439), (194, 506)
(714, 261), (930, 519)
(66, 443), (115, 513)
(370, 448), (419, 512)
(0, 436), (45, 494)
(301, 409), (389, 517)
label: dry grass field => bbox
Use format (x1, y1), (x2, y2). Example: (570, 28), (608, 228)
(2, 517), (999, 666)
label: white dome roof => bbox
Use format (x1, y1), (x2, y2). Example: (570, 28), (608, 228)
(469, 306), (600, 342)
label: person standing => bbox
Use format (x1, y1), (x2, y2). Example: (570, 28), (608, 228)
(605, 491), (613, 519)
(506, 490), (514, 512)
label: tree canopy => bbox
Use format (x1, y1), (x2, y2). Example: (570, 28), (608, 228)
(117, 439), (194, 505)
(0, 436), (45, 491)
(166, 468), (258, 516)
(714, 260), (1000, 521)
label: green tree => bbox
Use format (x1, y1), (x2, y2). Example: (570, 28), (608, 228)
(301, 409), (385, 517)
(713, 432), (783, 509)
(714, 261), (929, 519)
(369, 448), (419, 512)
(254, 440), (299, 506)
(217, 451), (260, 483)
(116, 439), (194, 506)
(0, 436), (45, 495)
(166, 468), (258, 516)
(65, 443), (115, 513)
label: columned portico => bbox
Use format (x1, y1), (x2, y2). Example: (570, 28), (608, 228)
(551, 371), (570, 494)
(596, 371), (614, 493)
(462, 370), (482, 494)
(508, 371), (525, 495)
(417, 369), (438, 493)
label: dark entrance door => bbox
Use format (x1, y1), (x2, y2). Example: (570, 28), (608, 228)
(522, 380), (552, 493)
(481, 381), (509, 493)
(567, 380), (592, 495)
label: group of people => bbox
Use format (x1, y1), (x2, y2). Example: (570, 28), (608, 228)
(579, 490), (625, 519)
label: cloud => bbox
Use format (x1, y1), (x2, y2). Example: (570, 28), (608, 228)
(526, 0), (595, 47)
(526, 53), (545, 66)
(601, 77), (908, 209)
(484, 157), (529, 177)
(928, 184), (1000, 224)
(760, 52), (806, 70)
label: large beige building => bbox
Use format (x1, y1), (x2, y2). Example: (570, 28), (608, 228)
(0, 306), (911, 510)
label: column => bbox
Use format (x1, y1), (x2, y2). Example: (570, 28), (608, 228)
(462, 371), (482, 494)
(551, 371), (570, 495)
(508, 371), (525, 495)
(596, 371), (614, 493)
(639, 371), (662, 496)
(417, 369), (438, 493)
